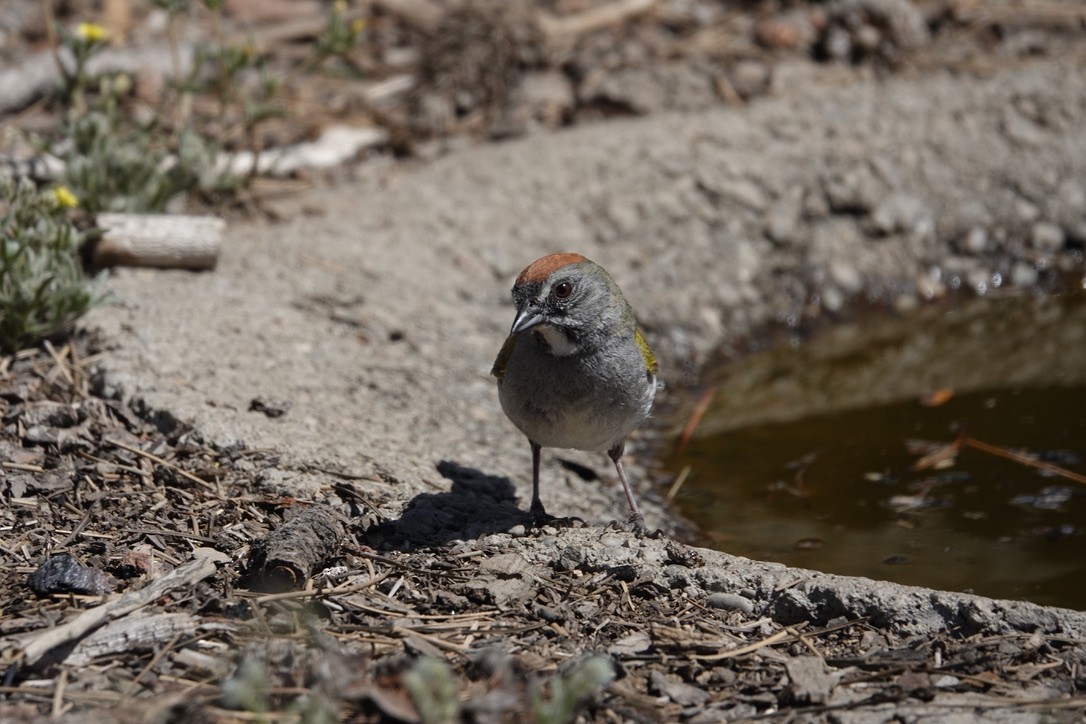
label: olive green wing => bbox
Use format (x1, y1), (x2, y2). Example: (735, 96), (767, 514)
(635, 328), (659, 378)
(491, 334), (517, 379)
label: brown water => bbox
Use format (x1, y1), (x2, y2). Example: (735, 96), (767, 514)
(664, 292), (1086, 609)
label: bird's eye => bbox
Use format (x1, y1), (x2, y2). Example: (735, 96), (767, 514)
(552, 281), (574, 300)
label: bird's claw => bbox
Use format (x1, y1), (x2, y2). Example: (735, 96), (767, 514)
(529, 505), (584, 529)
(606, 512), (663, 538)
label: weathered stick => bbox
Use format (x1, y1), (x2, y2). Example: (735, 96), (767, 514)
(247, 506), (346, 592)
(64, 612), (197, 666)
(93, 214), (225, 270)
(218, 125), (388, 177)
(538, 0), (658, 42)
(17, 548), (226, 667)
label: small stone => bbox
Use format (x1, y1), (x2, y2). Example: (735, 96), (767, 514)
(515, 71), (575, 127)
(508, 524), (527, 538)
(829, 260), (863, 294)
(1011, 262), (1039, 288)
(820, 285), (844, 312)
(1030, 222), (1065, 252)
(967, 268), (990, 294)
(962, 227), (988, 254)
(766, 199), (800, 245)
(480, 553), (530, 577)
(1016, 199), (1040, 222)
(894, 293), (918, 312)
(933, 674), (961, 688)
(870, 192), (931, 236)
(649, 670), (710, 706)
(705, 592), (754, 614)
(727, 60), (771, 100)
(28, 554), (115, 597)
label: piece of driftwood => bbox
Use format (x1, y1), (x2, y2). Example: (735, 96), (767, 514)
(218, 125), (389, 177)
(93, 213), (225, 270)
(17, 548), (226, 668)
(247, 505), (346, 592)
(64, 611), (198, 666)
(376, 0), (658, 45)
(538, 0), (658, 43)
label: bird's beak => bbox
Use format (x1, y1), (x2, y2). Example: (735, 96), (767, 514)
(510, 303), (546, 334)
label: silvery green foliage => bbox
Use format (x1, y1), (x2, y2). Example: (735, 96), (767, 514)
(532, 655), (616, 724)
(405, 657), (461, 724)
(0, 179), (107, 352)
(220, 657), (269, 714)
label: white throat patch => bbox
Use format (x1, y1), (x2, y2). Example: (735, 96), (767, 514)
(534, 324), (581, 356)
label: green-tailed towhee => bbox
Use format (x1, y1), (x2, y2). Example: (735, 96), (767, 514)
(491, 253), (659, 533)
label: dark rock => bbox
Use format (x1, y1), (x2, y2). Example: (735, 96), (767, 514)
(28, 553), (115, 597)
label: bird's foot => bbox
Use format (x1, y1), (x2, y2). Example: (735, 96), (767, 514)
(528, 504), (584, 529)
(607, 512), (664, 538)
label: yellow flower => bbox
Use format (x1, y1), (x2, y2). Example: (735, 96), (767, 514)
(52, 186), (79, 209)
(333, 0), (347, 14)
(351, 18), (366, 34)
(75, 22), (109, 43)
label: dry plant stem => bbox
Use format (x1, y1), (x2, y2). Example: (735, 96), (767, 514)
(104, 437), (215, 490)
(38, 0), (65, 90)
(910, 433), (964, 472)
(676, 386), (715, 455)
(693, 626), (794, 661)
(964, 436), (1086, 486)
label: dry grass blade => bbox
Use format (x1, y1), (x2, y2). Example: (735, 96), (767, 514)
(910, 432), (964, 472)
(693, 626), (795, 661)
(676, 386), (715, 455)
(104, 437), (216, 490)
(665, 465), (691, 502)
(963, 436), (1086, 486)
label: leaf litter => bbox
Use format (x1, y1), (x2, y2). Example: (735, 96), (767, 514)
(2, 337), (1085, 721)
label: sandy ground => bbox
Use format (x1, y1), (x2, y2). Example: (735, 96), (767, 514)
(85, 55), (1086, 646)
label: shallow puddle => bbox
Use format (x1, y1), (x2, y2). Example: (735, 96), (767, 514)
(664, 292), (1086, 609)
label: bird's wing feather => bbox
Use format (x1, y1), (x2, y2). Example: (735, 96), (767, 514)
(635, 329), (659, 377)
(491, 334), (517, 379)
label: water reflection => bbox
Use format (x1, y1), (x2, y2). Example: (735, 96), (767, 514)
(665, 293), (1086, 609)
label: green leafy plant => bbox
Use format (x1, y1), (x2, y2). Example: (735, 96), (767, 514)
(404, 657), (461, 724)
(221, 657), (270, 718)
(46, 19), (238, 214)
(531, 656), (616, 724)
(0, 179), (108, 352)
(55, 105), (223, 214)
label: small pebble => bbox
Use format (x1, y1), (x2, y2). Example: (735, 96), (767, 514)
(1011, 262), (1039, 287)
(705, 592), (755, 614)
(1030, 222), (1065, 252)
(933, 675), (961, 689)
(508, 524), (527, 538)
(963, 227), (988, 254)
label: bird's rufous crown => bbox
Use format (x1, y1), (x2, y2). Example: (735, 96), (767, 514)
(515, 253), (587, 286)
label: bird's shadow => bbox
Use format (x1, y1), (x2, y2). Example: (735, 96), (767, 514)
(368, 460), (529, 550)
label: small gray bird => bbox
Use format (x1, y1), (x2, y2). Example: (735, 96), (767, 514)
(491, 253), (658, 532)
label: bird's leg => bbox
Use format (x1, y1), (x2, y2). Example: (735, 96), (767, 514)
(528, 441), (550, 526)
(609, 442), (646, 535)
(526, 441), (584, 528)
